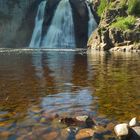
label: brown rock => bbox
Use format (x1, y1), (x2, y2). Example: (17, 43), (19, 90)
(106, 122), (115, 131)
(75, 128), (95, 140)
(60, 128), (70, 139)
(42, 131), (59, 140)
(0, 131), (11, 138)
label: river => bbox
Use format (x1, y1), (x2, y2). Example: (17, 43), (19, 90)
(0, 49), (140, 139)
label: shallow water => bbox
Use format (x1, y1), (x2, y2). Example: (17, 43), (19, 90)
(0, 49), (140, 139)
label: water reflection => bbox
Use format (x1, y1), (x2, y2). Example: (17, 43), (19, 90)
(87, 51), (140, 121)
(0, 50), (140, 139)
(31, 51), (94, 115)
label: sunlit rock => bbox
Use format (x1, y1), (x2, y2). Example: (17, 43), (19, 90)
(131, 126), (140, 137)
(114, 123), (129, 137)
(76, 115), (88, 122)
(129, 117), (139, 127)
(75, 128), (95, 140)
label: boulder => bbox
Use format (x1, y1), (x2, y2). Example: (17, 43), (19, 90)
(129, 126), (140, 140)
(114, 123), (129, 137)
(131, 126), (140, 137)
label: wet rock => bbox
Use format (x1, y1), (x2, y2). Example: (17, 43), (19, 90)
(86, 116), (96, 128)
(60, 116), (95, 127)
(60, 117), (79, 126)
(129, 117), (139, 127)
(75, 128), (95, 140)
(0, 131), (12, 138)
(60, 128), (70, 139)
(131, 126), (140, 137)
(114, 123), (129, 137)
(29, 106), (42, 114)
(32, 126), (47, 136)
(106, 122), (115, 131)
(42, 131), (59, 140)
(42, 112), (59, 121)
(76, 115), (88, 122)
(94, 125), (107, 133)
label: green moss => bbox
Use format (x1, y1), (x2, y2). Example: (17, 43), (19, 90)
(127, 0), (140, 16)
(111, 16), (136, 30)
(97, 0), (108, 17)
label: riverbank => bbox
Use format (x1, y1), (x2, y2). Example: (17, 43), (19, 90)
(88, 0), (140, 52)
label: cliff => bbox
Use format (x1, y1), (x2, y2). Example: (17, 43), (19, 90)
(0, 0), (41, 48)
(88, 0), (140, 52)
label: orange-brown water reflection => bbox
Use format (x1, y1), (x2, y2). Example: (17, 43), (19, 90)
(0, 49), (139, 139)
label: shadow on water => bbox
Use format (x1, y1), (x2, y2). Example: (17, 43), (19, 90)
(0, 49), (139, 139)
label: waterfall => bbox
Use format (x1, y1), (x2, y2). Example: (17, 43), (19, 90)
(41, 0), (76, 48)
(86, 3), (97, 37)
(29, 0), (97, 49)
(29, 1), (46, 48)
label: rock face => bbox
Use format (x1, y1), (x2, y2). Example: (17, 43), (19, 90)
(0, 0), (96, 48)
(0, 0), (41, 48)
(88, 0), (140, 51)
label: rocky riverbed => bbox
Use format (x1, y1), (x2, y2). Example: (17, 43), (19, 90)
(1, 105), (139, 140)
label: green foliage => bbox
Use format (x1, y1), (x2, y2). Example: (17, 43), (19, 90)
(111, 16), (136, 30)
(97, 0), (108, 17)
(127, 0), (140, 16)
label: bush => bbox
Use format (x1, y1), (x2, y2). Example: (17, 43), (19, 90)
(111, 16), (136, 30)
(97, 0), (108, 17)
(127, 0), (140, 16)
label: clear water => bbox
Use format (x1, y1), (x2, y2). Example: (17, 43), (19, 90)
(0, 49), (140, 139)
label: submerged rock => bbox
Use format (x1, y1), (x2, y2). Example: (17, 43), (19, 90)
(76, 115), (88, 122)
(75, 128), (95, 140)
(42, 131), (59, 140)
(60, 115), (96, 127)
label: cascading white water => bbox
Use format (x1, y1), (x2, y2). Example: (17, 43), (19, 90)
(86, 2), (97, 37)
(29, 0), (97, 48)
(29, 1), (46, 48)
(41, 0), (76, 48)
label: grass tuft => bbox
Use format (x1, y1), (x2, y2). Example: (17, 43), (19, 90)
(111, 16), (136, 30)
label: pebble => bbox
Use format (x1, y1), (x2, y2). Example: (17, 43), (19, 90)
(29, 106), (42, 114)
(60, 128), (70, 139)
(0, 131), (11, 138)
(114, 123), (129, 137)
(76, 115), (88, 122)
(75, 128), (95, 140)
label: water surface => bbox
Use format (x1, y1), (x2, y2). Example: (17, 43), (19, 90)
(0, 49), (140, 139)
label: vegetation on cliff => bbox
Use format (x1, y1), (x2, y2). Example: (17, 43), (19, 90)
(97, 0), (140, 17)
(89, 0), (140, 51)
(111, 16), (136, 31)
